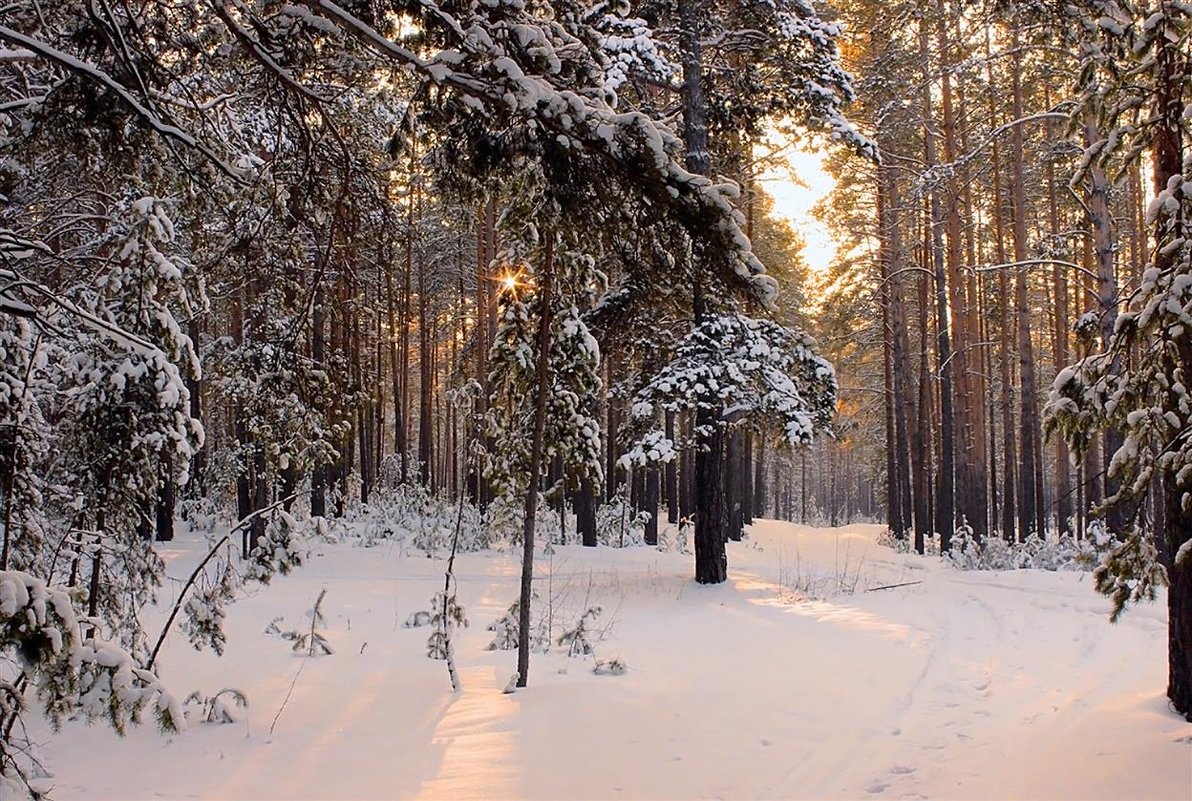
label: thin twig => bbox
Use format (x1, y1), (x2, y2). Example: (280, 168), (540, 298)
(270, 653), (310, 735)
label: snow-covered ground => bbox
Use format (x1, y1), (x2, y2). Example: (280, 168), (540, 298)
(41, 519), (1191, 800)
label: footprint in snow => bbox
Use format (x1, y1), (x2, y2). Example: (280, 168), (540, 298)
(889, 766), (916, 775)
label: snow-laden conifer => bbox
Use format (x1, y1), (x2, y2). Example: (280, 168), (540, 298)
(624, 313), (836, 466)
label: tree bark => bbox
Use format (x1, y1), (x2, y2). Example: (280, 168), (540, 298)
(1083, 111), (1126, 533)
(679, 0), (727, 583)
(919, 14), (955, 550)
(576, 475), (597, 547)
(644, 467), (659, 546)
(1010, 27), (1042, 540)
(1152, 19), (1190, 718)
(418, 240), (434, 488)
(665, 410), (679, 524)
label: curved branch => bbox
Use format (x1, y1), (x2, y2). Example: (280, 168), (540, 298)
(0, 25), (245, 180)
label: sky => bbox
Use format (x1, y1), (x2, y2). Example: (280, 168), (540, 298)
(756, 145), (838, 275)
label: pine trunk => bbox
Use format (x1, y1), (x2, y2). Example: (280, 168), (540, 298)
(516, 236), (554, 689)
(1010, 29), (1042, 540)
(920, 15), (955, 551)
(679, 0), (726, 583)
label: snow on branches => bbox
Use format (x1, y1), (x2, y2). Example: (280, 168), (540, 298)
(0, 570), (184, 788)
(1045, 151), (1192, 612)
(623, 313), (836, 466)
(484, 236), (604, 504)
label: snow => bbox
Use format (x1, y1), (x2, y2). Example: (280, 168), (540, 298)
(38, 520), (1190, 800)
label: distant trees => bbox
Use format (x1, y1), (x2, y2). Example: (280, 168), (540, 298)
(820, 0), (1159, 551)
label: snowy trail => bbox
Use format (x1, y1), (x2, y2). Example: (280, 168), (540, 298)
(42, 520), (1190, 800)
(412, 665), (521, 800)
(731, 522), (1181, 800)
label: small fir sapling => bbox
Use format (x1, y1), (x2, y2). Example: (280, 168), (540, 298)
(426, 591), (468, 660)
(246, 510), (307, 585)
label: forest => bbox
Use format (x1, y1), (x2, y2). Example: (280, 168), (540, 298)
(0, 0), (1190, 798)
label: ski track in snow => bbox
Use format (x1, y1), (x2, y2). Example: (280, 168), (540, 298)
(38, 521), (1192, 801)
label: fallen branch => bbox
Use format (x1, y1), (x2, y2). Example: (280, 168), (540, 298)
(147, 494), (303, 671)
(866, 580), (923, 592)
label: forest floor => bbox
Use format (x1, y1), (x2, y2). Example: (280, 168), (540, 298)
(41, 518), (1190, 800)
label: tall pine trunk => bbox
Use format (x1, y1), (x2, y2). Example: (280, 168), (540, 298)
(1010, 28), (1042, 540)
(679, 0), (726, 583)
(1152, 19), (1190, 719)
(919, 15), (955, 551)
(516, 236), (554, 688)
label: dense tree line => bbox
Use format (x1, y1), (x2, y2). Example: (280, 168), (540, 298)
(814, 0), (1190, 718)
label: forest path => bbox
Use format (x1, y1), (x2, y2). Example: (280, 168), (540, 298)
(733, 521), (1183, 800)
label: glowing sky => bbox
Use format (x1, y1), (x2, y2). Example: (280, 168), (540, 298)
(756, 144), (837, 275)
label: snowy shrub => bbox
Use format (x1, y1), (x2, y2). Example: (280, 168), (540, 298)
(184, 688), (248, 725)
(485, 596), (548, 653)
(178, 496), (227, 535)
(673, 518), (692, 555)
(482, 495), (523, 544)
(403, 610), (432, 628)
(946, 523), (981, 570)
(595, 494), (645, 547)
(556, 605), (603, 657)
(593, 657), (628, 676)
(877, 528), (940, 557)
(350, 485), (488, 554)
(486, 600), (524, 651)
(943, 527), (1102, 573)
